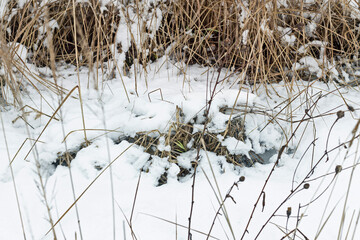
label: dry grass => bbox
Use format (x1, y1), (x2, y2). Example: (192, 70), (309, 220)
(1, 1), (360, 239)
(2, 0), (120, 66)
(1, 0), (359, 169)
(157, 0), (360, 86)
(0, 0), (359, 104)
(1, 0), (359, 175)
(99, 105), (267, 185)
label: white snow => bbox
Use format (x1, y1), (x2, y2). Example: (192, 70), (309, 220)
(1, 2), (360, 240)
(1, 58), (360, 239)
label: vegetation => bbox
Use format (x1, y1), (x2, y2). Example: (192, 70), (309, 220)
(1, 0), (360, 239)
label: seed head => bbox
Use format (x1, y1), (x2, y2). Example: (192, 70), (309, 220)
(348, 105), (355, 112)
(286, 207), (292, 218)
(294, 23), (305, 31)
(336, 110), (345, 119)
(335, 165), (342, 174)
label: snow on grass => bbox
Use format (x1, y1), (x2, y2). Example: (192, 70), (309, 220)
(1, 58), (360, 240)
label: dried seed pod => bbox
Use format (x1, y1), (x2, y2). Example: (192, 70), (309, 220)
(224, 38), (231, 47)
(335, 165), (342, 174)
(294, 23), (305, 31)
(303, 183), (310, 189)
(286, 207), (292, 218)
(239, 176), (245, 182)
(348, 105), (355, 112)
(262, 192), (266, 212)
(337, 110), (345, 119)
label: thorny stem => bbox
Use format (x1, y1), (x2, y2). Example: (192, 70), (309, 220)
(300, 176), (336, 208)
(187, 152), (198, 240)
(325, 112), (343, 162)
(292, 138), (318, 191)
(240, 94), (323, 240)
(253, 135), (359, 240)
(292, 203), (301, 240)
(206, 177), (244, 240)
(305, 163), (360, 183)
(188, 62), (224, 239)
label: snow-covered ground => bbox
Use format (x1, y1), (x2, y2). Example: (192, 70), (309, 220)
(1, 56), (360, 240)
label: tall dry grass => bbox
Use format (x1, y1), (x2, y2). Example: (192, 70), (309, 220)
(1, 1), (360, 239)
(157, 0), (360, 88)
(0, 0), (359, 104)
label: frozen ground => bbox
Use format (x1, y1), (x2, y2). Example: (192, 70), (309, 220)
(1, 58), (360, 240)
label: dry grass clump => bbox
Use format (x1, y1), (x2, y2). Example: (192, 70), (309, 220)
(54, 142), (88, 167)
(315, 1), (359, 58)
(0, 0), (167, 105)
(107, 107), (266, 184)
(157, 0), (360, 85)
(158, 0), (289, 84)
(2, 0), (360, 89)
(0, 0), (123, 107)
(2, 0), (120, 67)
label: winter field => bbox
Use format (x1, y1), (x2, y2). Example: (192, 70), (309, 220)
(1, 1), (360, 240)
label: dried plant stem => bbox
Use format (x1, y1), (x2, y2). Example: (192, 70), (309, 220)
(0, 111), (27, 239)
(254, 135), (360, 240)
(187, 147), (199, 240)
(337, 129), (360, 239)
(44, 7), (84, 238)
(241, 93), (323, 239)
(206, 178), (243, 240)
(99, 96), (117, 240)
(35, 163), (57, 240)
(71, 0), (88, 145)
(188, 62), (225, 239)
(45, 138), (143, 237)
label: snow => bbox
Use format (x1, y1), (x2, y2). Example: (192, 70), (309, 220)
(7, 42), (28, 63)
(1, 2), (360, 239)
(1, 56), (360, 239)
